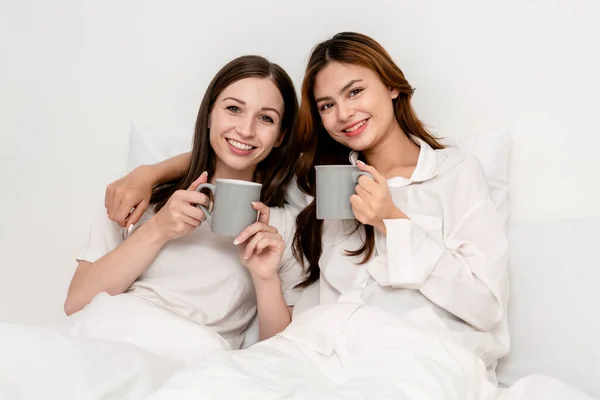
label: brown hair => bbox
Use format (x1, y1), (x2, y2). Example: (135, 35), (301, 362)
(150, 55), (300, 211)
(293, 32), (445, 288)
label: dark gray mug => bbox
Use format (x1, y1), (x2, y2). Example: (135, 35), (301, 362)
(315, 165), (373, 220)
(195, 179), (261, 236)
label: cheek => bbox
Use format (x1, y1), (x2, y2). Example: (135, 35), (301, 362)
(257, 125), (282, 148)
(374, 92), (395, 118)
(210, 111), (236, 133)
(320, 113), (337, 134)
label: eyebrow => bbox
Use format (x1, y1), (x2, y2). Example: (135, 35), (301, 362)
(222, 97), (281, 117)
(314, 79), (363, 103)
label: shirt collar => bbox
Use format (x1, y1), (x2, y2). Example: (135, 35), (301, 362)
(387, 136), (439, 187)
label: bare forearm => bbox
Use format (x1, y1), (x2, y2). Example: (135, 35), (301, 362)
(253, 277), (291, 341)
(147, 152), (192, 185)
(65, 220), (167, 315)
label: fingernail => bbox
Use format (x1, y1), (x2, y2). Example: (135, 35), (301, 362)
(233, 238), (240, 245)
(127, 224), (134, 234)
(251, 202), (258, 206)
(357, 160), (366, 165)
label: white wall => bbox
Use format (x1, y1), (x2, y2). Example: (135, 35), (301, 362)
(1, 0), (598, 324)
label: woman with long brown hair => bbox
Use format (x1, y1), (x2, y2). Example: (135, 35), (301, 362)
(65, 55), (304, 356)
(105, 32), (508, 374)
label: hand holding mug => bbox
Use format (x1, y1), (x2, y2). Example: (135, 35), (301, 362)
(150, 172), (210, 242)
(350, 161), (407, 233)
(233, 202), (284, 282)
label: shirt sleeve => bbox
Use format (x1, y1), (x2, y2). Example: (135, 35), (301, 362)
(269, 204), (306, 306)
(76, 206), (125, 263)
(367, 155), (509, 332)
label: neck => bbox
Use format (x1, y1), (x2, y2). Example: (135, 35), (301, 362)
(363, 122), (420, 179)
(212, 160), (255, 183)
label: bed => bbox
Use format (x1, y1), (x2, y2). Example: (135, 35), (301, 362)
(0, 124), (597, 399)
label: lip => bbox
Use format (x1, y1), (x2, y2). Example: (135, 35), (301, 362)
(225, 138), (256, 156)
(342, 118), (369, 138)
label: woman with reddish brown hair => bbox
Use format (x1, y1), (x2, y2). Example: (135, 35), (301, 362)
(106, 32), (508, 379)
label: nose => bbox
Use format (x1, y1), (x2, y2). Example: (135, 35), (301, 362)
(336, 101), (355, 122)
(235, 116), (255, 139)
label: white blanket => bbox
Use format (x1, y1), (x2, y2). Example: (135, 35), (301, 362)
(0, 298), (595, 400)
(147, 303), (596, 399)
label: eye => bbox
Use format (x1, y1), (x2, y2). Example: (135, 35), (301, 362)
(349, 88), (363, 97)
(319, 103), (333, 111)
(226, 105), (241, 113)
(260, 115), (274, 123)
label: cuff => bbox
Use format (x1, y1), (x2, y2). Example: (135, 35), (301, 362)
(368, 218), (444, 289)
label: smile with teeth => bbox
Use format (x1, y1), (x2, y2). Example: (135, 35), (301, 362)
(227, 139), (255, 151)
(343, 119), (367, 133)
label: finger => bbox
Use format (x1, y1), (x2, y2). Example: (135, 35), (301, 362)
(350, 195), (367, 223)
(105, 185), (119, 221)
(126, 199), (149, 228)
(244, 232), (279, 259)
(180, 203), (207, 222)
(114, 200), (134, 228)
(107, 196), (121, 224)
(350, 194), (365, 210)
(181, 214), (202, 228)
(255, 233), (283, 254)
(354, 183), (373, 202)
(243, 232), (264, 259)
(255, 238), (270, 255)
(234, 221), (277, 245)
(252, 202), (270, 224)
(105, 183), (112, 209)
(357, 160), (386, 184)
(357, 174), (379, 195)
(187, 171), (208, 191)
(177, 191), (210, 207)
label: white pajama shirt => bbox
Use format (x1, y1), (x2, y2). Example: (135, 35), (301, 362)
(286, 138), (509, 374)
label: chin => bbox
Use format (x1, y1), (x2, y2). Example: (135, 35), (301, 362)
(226, 160), (256, 172)
(341, 135), (376, 152)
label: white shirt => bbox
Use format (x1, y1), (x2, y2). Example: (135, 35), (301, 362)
(287, 138), (509, 374)
(76, 204), (304, 350)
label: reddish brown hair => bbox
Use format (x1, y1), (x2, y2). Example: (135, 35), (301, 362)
(293, 32), (445, 288)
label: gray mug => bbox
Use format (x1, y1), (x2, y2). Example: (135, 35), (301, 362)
(195, 179), (262, 236)
(315, 165), (373, 220)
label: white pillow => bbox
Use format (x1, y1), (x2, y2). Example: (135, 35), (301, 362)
(126, 121), (192, 172)
(444, 129), (510, 229)
(496, 217), (600, 398)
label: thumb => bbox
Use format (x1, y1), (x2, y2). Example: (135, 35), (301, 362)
(126, 199), (149, 228)
(188, 171), (208, 191)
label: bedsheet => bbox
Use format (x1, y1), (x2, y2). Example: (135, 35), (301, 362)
(0, 300), (595, 399)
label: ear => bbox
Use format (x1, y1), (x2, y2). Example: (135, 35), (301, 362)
(390, 87), (400, 100)
(274, 131), (285, 148)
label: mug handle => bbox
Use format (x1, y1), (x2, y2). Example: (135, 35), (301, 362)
(195, 183), (216, 227)
(352, 171), (373, 183)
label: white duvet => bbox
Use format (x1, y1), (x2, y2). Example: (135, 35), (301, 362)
(0, 296), (595, 400)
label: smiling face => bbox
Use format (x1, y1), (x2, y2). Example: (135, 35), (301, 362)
(208, 77), (285, 178)
(313, 62), (399, 152)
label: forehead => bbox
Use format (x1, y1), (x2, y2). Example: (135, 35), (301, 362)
(218, 77), (284, 110)
(314, 62), (379, 96)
